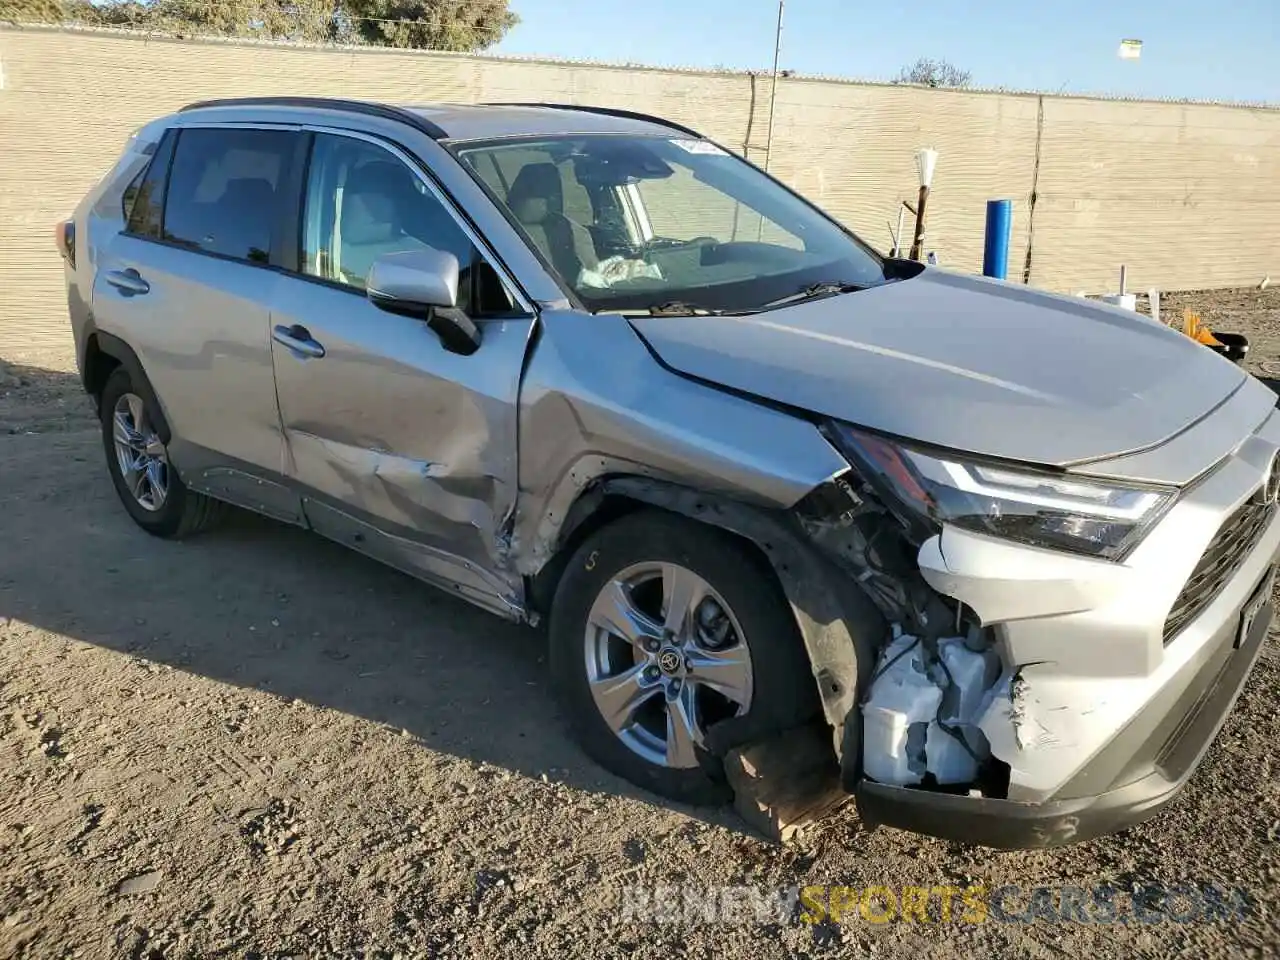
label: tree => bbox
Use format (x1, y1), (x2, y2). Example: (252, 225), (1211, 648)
(6, 0), (519, 51)
(894, 57), (972, 89)
(66, 0), (157, 26)
(0, 0), (67, 22)
(345, 0), (517, 51)
(149, 0), (342, 42)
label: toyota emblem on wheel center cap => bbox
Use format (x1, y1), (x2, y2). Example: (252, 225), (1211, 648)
(657, 648), (682, 675)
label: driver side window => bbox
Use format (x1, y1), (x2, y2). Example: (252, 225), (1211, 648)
(300, 135), (515, 316)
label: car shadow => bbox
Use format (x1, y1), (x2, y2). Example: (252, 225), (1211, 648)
(0, 363), (749, 833)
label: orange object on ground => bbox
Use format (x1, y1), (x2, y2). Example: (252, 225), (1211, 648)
(1182, 309), (1224, 347)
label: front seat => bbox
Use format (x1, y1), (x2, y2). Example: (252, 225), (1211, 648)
(506, 163), (599, 284)
(338, 161), (429, 287)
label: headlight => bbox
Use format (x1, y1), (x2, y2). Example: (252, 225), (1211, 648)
(828, 423), (1174, 560)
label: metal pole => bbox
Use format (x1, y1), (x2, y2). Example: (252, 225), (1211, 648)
(763, 0), (785, 173)
(909, 148), (938, 261)
(909, 185), (929, 261)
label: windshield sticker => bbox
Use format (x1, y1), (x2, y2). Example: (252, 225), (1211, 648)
(669, 139), (729, 156)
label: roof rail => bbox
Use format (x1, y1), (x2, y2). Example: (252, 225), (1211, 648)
(179, 96), (448, 140)
(482, 102), (706, 139)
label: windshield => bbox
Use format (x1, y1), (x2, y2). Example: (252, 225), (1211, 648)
(452, 134), (888, 313)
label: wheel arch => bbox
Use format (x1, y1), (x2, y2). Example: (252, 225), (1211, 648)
(534, 476), (884, 769)
(84, 330), (172, 444)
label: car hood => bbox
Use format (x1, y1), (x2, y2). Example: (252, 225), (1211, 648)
(628, 268), (1249, 470)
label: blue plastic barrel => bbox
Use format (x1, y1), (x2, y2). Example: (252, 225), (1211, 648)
(983, 199), (1013, 279)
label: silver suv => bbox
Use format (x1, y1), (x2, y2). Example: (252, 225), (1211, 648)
(60, 97), (1279, 848)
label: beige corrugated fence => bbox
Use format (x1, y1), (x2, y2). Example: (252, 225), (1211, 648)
(1, 25), (1278, 366)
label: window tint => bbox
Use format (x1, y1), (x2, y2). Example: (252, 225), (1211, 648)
(300, 134), (515, 316)
(162, 128), (294, 264)
(122, 168), (145, 222)
(123, 130), (176, 240)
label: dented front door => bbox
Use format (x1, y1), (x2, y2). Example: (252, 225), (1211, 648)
(268, 278), (533, 616)
(266, 130), (536, 616)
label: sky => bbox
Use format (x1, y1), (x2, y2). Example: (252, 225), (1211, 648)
(494, 0), (1280, 104)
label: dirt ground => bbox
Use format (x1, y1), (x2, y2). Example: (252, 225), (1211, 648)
(2, 289), (1280, 959)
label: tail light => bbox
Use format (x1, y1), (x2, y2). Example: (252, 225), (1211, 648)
(55, 220), (75, 267)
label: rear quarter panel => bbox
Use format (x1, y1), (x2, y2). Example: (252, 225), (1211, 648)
(71, 122), (167, 376)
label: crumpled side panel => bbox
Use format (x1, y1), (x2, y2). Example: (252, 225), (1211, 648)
(511, 310), (849, 576)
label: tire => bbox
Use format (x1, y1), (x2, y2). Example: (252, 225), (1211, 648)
(549, 510), (819, 805)
(100, 368), (223, 539)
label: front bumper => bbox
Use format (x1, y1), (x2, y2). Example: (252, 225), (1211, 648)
(849, 399), (1280, 847)
(855, 582), (1272, 848)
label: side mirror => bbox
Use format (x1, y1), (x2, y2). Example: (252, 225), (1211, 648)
(366, 248), (482, 356)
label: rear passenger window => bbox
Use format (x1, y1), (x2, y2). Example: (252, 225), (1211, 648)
(123, 130), (176, 240)
(162, 128), (294, 264)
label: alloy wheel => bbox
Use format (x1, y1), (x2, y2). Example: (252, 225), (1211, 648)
(111, 392), (169, 512)
(583, 561), (754, 769)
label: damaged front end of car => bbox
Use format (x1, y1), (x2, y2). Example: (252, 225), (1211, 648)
(544, 391), (1278, 849)
(789, 420), (1190, 845)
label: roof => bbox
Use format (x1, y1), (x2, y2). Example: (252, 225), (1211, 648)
(179, 97), (700, 142)
(410, 103), (696, 141)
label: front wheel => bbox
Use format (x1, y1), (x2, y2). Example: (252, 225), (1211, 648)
(549, 511), (819, 804)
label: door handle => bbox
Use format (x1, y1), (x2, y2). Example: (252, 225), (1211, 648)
(272, 324), (326, 359)
(104, 268), (150, 296)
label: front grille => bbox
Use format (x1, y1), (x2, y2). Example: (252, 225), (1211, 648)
(1163, 494), (1277, 644)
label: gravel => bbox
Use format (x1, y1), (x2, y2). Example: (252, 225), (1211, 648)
(1, 290), (1279, 958)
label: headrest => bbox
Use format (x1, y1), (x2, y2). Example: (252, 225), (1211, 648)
(342, 161), (417, 245)
(507, 162), (564, 226)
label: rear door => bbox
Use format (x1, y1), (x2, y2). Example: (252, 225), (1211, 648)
(267, 130), (537, 613)
(90, 125), (304, 522)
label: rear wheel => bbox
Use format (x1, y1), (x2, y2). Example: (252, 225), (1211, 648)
(100, 369), (223, 538)
(549, 511), (818, 804)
